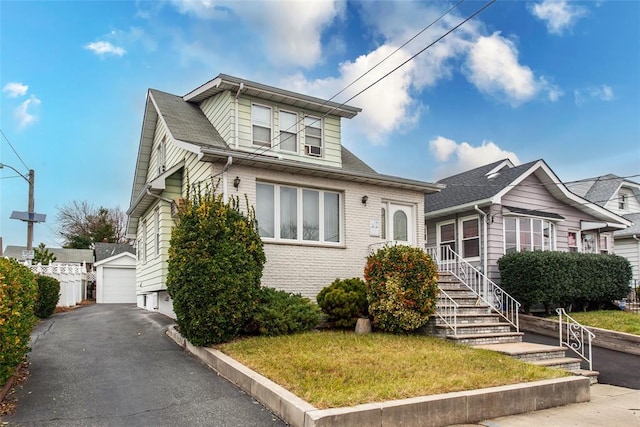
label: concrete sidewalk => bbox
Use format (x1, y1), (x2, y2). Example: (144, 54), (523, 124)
(467, 384), (640, 426)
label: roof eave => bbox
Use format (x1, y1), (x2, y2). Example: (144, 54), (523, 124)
(425, 199), (494, 218)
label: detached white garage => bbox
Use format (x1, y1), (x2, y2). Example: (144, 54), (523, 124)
(95, 252), (137, 303)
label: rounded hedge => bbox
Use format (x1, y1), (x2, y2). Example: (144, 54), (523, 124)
(317, 278), (368, 328)
(0, 258), (37, 386)
(364, 245), (439, 333)
(245, 287), (321, 336)
(35, 275), (60, 319)
(167, 191), (265, 346)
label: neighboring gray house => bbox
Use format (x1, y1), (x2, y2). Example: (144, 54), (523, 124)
(424, 159), (631, 282)
(126, 73), (442, 318)
(567, 175), (640, 282)
(3, 245), (94, 269)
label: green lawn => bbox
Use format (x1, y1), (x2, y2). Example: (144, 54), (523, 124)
(567, 310), (640, 335)
(218, 331), (567, 409)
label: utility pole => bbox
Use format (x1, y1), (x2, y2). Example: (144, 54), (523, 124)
(27, 169), (35, 252)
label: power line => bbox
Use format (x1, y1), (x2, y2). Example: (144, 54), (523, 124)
(0, 128), (29, 170)
(236, 0), (484, 165)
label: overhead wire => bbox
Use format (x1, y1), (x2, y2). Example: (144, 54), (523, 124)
(0, 128), (29, 171)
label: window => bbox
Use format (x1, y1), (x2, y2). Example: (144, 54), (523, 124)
(568, 231), (579, 253)
(252, 104), (271, 147)
(437, 221), (456, 259)
(619, 193), (628, 211)
(279, 110), (297, 152)
(304, 116), (322, 156)
(599, 235), (610, 254)
(154, 207), (160, 257)
(141, 220), (147, 264)
(380, 207), (386, 240)
(460, 217), (480, 258)
(393, 210), (408, 241)
(157, 137), (166, 175)
(504, 217), (556, 253)
(256, 182), (341, 244)
(582, 232), (596, 254)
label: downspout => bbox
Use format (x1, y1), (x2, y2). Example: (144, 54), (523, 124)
(474, 205), (488, 300)
(146, 188), (173, 204)
(234, 82), (244, 149)
(222, 156), (233, 203)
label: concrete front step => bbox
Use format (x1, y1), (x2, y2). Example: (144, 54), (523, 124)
(437, 322), (514, 335)
(531, 357), (582, 371)
(571, 368), (600, 385)
(434, 313), (502, 325)
(473, 342), (567, 362)
(447, 332), (524, 345)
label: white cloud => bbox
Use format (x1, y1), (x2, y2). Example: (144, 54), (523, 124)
(84, 41), (126, 57)
(574, 84), (615, 105)
(464, 32), (562, 106)
(15, 95), (41, 129)
(429, 136), (521, 178)
(2, 82), (28, 98)
(170, 0), (342, 68)
(529, 0), (587, 35)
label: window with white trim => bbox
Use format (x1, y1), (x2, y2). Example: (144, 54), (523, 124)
(568, 231), (579, 253)
(252, 104), (272, 147)
(279, 110), (297, 152)
(437, 221), (455, 259)
(460, 216), (480, 258)
(141, 220), (148, 264)
(304, 116), (322, 157)
(504, 217), (556, 253)
(157, 137), (166, 175)
(582, 232), (597, 254)
(256, 182), (341, 244)
(599, 234), (611, 254)
(618, 191), (628, 211)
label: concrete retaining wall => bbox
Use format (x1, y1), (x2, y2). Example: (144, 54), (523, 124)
(519, 314), (640, 356)
(166, 326), (590, 427)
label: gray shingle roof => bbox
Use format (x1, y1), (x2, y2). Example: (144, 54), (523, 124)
(567, 174), (640, 207)
(94, 242), (136, 262)
(150, 89), (227, 149)
(425, 159), (539, 213)
(614, 212), (640, 237)
(3, 246), (94, 264)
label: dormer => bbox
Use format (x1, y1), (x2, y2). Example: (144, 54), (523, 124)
(182, 74), (361, 169)
(614, 181), (640, 214)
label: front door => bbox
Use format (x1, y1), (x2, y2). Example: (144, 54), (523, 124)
(383, 203), (414, 246)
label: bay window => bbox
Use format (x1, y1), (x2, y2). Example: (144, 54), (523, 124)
(256, 182), (341, 244)
(504, 217), (556, 253)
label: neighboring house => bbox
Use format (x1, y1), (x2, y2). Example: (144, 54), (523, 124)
(567, 175), (640, 282)
(3, 245), (95, 269)
(424, 159), (631, 283)
(126, 73), (442, 318)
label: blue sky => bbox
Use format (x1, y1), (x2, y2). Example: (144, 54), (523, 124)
(1, 0), (638, 249)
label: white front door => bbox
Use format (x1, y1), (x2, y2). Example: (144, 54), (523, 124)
(382, 203), (414, 245)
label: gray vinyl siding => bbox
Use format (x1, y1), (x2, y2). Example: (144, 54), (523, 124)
(615, 238), (640, 281)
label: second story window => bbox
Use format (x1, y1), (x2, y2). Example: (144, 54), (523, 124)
(252, 104), (272, 147)
(279, 110), (297, 152)
(619, 193), (627, 211)
(157, 137), (166, 175)
(304, 116), (322, 157)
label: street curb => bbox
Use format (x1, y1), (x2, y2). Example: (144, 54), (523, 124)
(166, 325), (590, 427)
(519, 314), (640, 356)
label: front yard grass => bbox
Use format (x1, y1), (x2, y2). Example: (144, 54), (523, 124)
(219, 331), (567, 409)
(567, 310), (640, 335)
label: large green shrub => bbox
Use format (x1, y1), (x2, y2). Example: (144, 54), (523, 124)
(498, 251), (632, 313)
(34, 275), (60, 319)
(167, 190), (266, 346)
(317, 278), (368, 328)
(0, 258), (37, 386)
(245, 287), (321, 336)
(364, 245), (439, 333)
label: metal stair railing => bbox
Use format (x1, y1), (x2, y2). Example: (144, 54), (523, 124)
(436, 289), (459, 336)
(556, 308), (595, 371)
(425, 246), (520, 331)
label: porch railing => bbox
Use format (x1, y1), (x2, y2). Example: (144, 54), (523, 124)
(425, 246), (520, 331)
(557, 308), (595, 371)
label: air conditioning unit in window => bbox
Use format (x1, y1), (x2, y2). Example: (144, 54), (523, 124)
(305, 145), (321, 157)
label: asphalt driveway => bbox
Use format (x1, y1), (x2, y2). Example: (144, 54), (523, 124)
(2, 304), (286, 426)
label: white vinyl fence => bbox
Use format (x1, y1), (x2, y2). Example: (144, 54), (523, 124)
(23, 262), (91, 307)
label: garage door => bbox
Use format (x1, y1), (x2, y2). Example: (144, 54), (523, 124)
(102, 267), (136, 303)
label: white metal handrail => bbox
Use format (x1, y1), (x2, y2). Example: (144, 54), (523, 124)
(436, 289), (459, 336)
(557, 308), (595, 371)
(426, 246), (520, 331)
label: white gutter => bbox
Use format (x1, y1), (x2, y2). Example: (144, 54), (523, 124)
(146, 188), (173, 205)
(474, 205), (488, 299)
(222, 156), (233, 203)
(234, 82), (244, 149)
